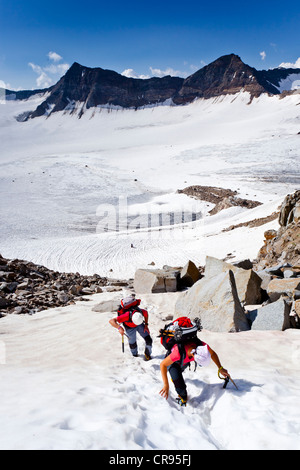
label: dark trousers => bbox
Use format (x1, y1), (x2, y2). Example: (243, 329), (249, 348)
(125, 324), (153, 356)
(168, 362), (188, 400)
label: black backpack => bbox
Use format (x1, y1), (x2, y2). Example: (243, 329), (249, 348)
(158, 316), (203, 367)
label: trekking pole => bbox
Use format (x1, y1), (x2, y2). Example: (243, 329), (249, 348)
(121, 332), (129, 353)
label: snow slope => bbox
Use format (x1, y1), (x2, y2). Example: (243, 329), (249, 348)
(0, 291), (299, 450)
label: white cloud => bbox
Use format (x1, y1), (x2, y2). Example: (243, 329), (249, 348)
(28, 63), (53, 88)
(122, 66), (185, 80)
(121, 61), (205, 81)
(121, 69), (150, 79)
(48, 51), (63, 62)
(150, 66), (182, 77)
(0, 79), (11, 89)
(279, 58), (300, 69)
(260, 51), (266, 61)
(29, 52), (70, 88)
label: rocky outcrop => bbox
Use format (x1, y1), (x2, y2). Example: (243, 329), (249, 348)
(0, 254), (111, 316)
(256, 191), (300, 269)
(173, 255), (300, 332)
(278, 190), (300, 227)
(177, 185), (262, 215)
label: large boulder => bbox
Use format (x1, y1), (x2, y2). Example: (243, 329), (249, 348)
(267, 278), (300, 302)
(175, 269), (250, 332)
(134, 267), (180, 294)
(179, 260), (201, 288)
(248, 298), (291, 331)
(204, 256), (262, 305)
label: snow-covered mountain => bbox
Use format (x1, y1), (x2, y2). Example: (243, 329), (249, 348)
(3, 53), (300, 120)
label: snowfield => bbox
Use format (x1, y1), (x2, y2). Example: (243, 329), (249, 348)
(0, 90), (300, 450)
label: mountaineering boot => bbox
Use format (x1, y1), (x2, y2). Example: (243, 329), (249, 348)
(176, 395), (187, 407)
(144, 352), (151, 361)
(144, 347), (152, 361)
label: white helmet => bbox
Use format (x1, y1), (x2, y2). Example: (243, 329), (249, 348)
(131, 311), (144, 326)
(192, 345), (211, 367)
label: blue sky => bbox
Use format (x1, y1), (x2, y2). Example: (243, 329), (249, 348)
(0, 0), (300, 90)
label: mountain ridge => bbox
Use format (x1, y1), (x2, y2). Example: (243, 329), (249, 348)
(4, 53), (300, 119)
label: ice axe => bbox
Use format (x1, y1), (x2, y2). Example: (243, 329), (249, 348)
(218, 370), (238, 390)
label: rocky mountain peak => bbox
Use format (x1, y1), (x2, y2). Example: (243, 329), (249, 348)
(173, 54), (279, 104)
(14, 53), (300, 119)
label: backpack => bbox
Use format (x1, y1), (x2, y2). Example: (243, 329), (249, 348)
(118, 297), (147, 328)
(158, 316), (203, 367)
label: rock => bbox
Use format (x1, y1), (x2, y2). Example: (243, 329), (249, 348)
(69, 285), (83, 295)
(279, 190), (300, 227)
(92, 299), (121, 313)
(290, 300), (300, 328)
(264, 229), (277, 240)
(233, 259), (253, 270)
(0, 271), (15, 281)
(179, 260), (201, 288)
(265, 263), (292, 277)
(294, 204), (300, 223)
(293, 299), (300, 318)
(57, 293), (69, 303)
(283, 269), (297, 278)
(134, 267), (180, 294)
(204, 256), (262, 305)
(294, 290), (300, 300)
(175, 269), (250, 333)
(0, 297), (10, 308)
(17, 281), (30, 289)
(6, 282), (19, 293)
(13, 306), (24, 314)
(256, 270), (273, 291)
(248, 298), (291, 331)
(81, 287), (94, 295)
(267, 278), (300, 302)
(256, 191), (300, 269)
